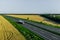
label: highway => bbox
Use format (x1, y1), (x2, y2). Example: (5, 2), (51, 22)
(5, 16), (60, 40)
(24, 20), (60, 34)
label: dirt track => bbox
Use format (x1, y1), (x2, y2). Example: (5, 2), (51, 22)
(0, 16), (26, 40)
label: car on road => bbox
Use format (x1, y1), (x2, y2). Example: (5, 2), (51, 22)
(17, 20), (25, 24)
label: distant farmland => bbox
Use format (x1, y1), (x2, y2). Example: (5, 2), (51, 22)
(0, 14), (60, 40)
(8, 15), (60, 28)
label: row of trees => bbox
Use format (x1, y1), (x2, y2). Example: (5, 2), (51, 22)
(40, 14), (60, 23)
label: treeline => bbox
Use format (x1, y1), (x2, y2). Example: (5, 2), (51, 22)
(40, 14), (60, 23)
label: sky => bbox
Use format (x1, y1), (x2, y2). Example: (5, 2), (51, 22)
(0, 0), (60, 14)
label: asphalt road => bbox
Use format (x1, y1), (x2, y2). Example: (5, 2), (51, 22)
(5, 16), (60, 40)
(10, 16), (60, 34)
(24, 20), (60, 34)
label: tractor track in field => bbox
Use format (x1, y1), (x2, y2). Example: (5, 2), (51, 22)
(2, 22), (21, 40)
(0, 16), (26, 40)
(2, 24), (14, 40)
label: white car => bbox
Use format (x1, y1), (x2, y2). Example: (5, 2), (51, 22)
(17, 20), (25, 24)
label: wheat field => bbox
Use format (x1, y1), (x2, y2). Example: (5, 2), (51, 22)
(8, 15), (60, 27)
(8, 15), (45, 22)
(0, 15), (26, 40)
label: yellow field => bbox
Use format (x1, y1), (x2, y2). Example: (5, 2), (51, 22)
(8, 15), (60, 27)
(0, 16), (26, 40)
(8, 15), (45, 22)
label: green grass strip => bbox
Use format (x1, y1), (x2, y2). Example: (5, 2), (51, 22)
(3, 16), (44, 40)
(20, 18), (60, 28)
(15, 18), (60, 36)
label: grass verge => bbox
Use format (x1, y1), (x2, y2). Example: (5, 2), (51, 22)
(19, 17), (60, 28)
(14, 17), (60, 36)
(3, 16), (44, 40)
